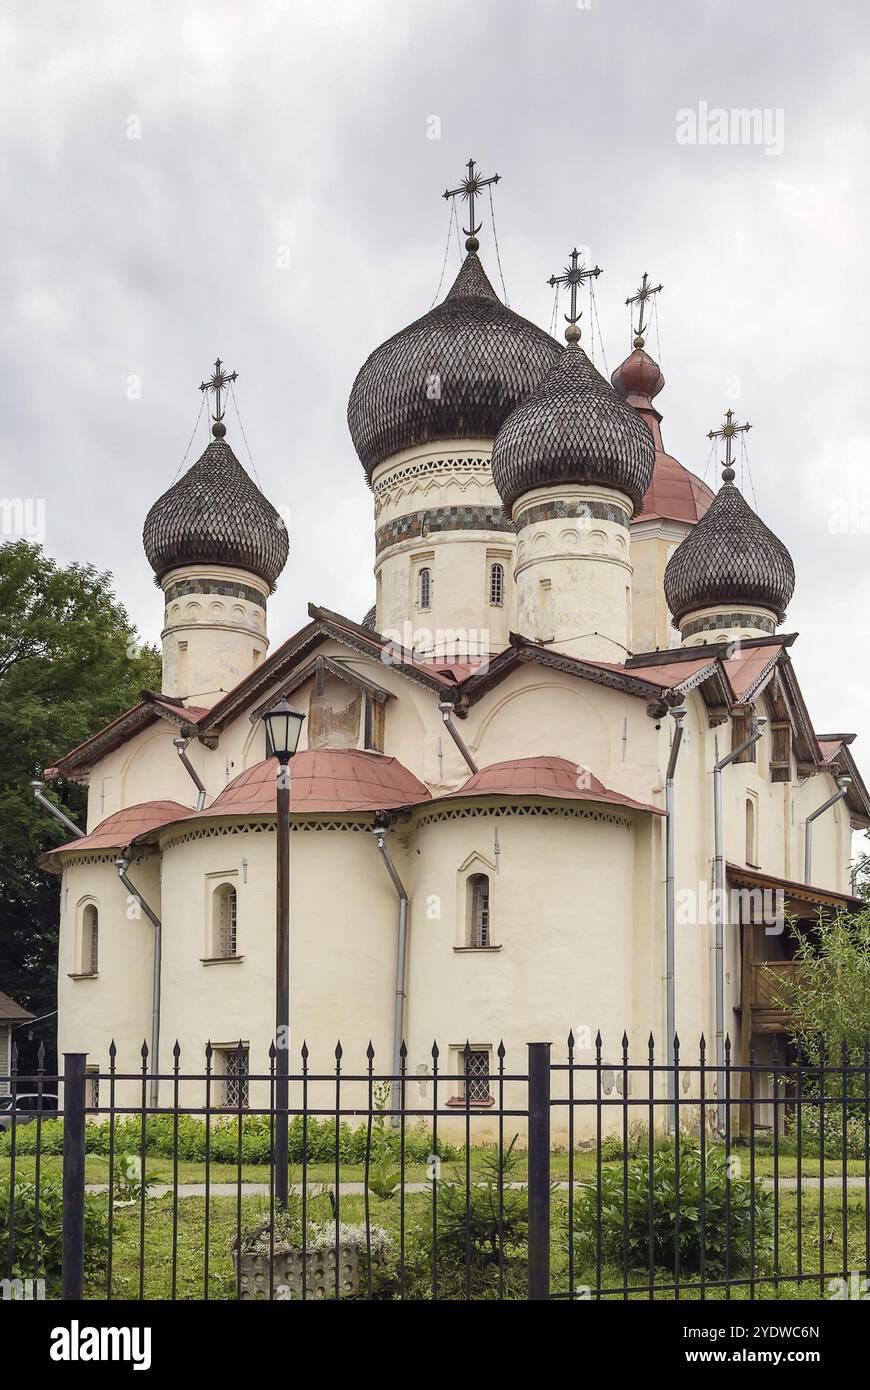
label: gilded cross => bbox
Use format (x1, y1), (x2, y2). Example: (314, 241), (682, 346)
(707, 408), (752, 475)
(625, 272), (663, 342)
(443, 158), (501, 247)
(199, 358), (238, 425)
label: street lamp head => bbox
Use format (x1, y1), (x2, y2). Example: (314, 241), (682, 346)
(261, 699), (306, 764)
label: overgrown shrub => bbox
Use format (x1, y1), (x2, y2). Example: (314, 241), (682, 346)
(570, 1141), (772, 1275)
(0, 1179), (109, 1295)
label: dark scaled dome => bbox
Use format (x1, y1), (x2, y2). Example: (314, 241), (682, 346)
(143, 436), (289, 589)
(490, 342), (656, 511)
(664, 476), (795, 623)
(347, 252), (562, 477)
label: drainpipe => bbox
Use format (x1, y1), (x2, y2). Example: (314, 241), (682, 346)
(31, 781), (85, 839)
(437, 700), (478, 774)
(173, 737), (206, 811)
(372, 824), (409, 1124)
(805, 777), (851, 885)
(713, 714), (767, 1132)
(115, 854), (161, 1109)
(664, 706), (687, 1131)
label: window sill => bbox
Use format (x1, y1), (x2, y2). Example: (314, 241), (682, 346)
(200, 955), (246, 966)
(68, 972), (99, 980)
(446, 1096), (495, 1108)
(453, 945), (502, 953)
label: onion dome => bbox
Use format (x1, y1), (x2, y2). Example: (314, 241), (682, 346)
(143, 435), (289, 590)
(664, 471), (795, 623)
(347, 252), (562, 478)
(490, 340), (656, 512)
(611, 343), (713, 526)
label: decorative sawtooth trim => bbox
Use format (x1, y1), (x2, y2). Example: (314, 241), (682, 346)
(376, 505), (515, 555)
(680, 610), (776, 639)
(515, 498), (630, 529)
(164, 577), (267, 611)
(60, 851), (151, 869)
(372, 455), (493, 500)
(161, 818), (371, 851)
(414, 804), (633, 831)
(515, 647), (666, 701)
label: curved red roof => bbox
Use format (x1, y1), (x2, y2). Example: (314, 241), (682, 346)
(635, 452), (714, 526)
(443, 756), (664, 815)
(200, 749), (431, 817)
(47, 800), (195, 856)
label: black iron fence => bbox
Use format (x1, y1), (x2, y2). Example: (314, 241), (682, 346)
(1, 1034), (868, 1301)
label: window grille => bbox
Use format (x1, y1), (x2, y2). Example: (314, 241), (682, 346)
(221, 1047), (249, 1110)
(489, 562), (504, 606)
(464, 1049), (490, 1102)
(82, 906), (98, 974)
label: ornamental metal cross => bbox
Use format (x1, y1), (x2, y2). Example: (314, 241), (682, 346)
(547, 248), (603, 326)
(443, 158), (501, 242)
(199, 358), (238, 424)
(626, 272), (663, 340)
(707, 408), (752, 472)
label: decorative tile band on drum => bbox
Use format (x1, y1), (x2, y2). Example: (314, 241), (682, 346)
(375, 505), (516, 555)
(164, 578), (267, 611)
(680, 610), (776, 639)
(514, 498), (630, 530)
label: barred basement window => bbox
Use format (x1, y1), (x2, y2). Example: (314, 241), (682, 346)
(82, 905), (99, 975)
(464, 1049), (491, 1102)
(213, 884), (238, 958)
(467, 873), (490, 947)
(219, 1046), (249, 1110)
(86, 1067), (100, 1111)
(418, 566), (432, 611)
(489, 562), (504, 606)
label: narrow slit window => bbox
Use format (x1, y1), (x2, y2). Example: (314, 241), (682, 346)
(464, 1049), (491, 1102)
(468, 874), (490, 947)
(220, 1046), (249, 1110)
(213, 884), (238, 958)
(82, 905), (98, 975)
(418, 566), (432, 610)
(489, 562), (504, 606)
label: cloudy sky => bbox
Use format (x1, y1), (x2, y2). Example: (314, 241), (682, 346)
(2, 0), (868, 757)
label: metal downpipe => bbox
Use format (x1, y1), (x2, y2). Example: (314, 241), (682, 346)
(804, 778), (851, 884)
(372, 825), (409, 1123)
(664, 706), (687, 1130)
(115, 855), (162, 1109)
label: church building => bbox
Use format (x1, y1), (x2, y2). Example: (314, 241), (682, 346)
(41, 165), (870, 1132)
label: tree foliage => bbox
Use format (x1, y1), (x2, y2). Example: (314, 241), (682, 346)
(0, 541), (160, 1068)
(774, 910), (870, 1064)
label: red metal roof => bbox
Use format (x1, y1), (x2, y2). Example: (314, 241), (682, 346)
(200, 749), (431, 817)
(46, 800), (196, 855)
(442, 756), (665, 815)
(634, 452), (715, 526)
(723, 644), (782, 701)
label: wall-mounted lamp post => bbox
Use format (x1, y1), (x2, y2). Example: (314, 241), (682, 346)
(260, 699), (305, 1209)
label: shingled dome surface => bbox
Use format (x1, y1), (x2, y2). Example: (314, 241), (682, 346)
(490, 344), (656, 511)
(664, 480), (795, 623)
(143, 439), (289, 589)
(199, 749), (430, 816)
(347, 252), (562, 477)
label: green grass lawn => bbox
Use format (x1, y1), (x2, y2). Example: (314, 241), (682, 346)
(79, 1186), (867, 1301)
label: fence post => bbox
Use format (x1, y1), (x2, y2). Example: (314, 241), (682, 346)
(527, 1042), (551, 1300)
(61, 1052), (87, 1301)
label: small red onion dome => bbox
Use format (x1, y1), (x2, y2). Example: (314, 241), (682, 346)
(610, 347), (665, 404)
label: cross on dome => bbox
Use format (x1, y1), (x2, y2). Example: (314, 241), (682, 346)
(547, 247), (602, 342)
(199, 358), (238, 438)
(625, 272), (662, 348)
(442, 157), (501, 252)
(707, 407), (752, 481)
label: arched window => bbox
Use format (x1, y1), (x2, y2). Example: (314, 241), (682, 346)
(82, 904), (98, 975)
(467, 873), (490, 947)
(213, 884), (238, 958)
(418, 567), (432, 611)
(489, 562), (504, 607)
(745, 798), (757, 866)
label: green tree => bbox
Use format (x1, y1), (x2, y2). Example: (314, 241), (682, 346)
(0, 541), (160, 1071)
(773, 910), (870, 1064)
